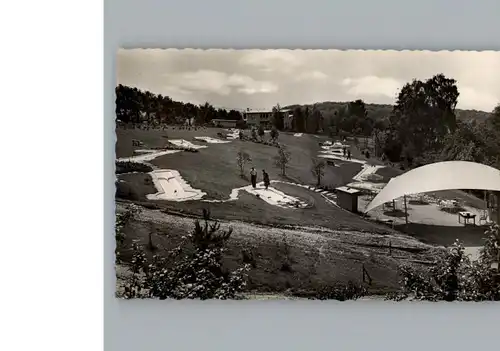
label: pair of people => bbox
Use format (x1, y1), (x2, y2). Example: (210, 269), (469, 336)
(342, 146), (351, 160)
(250, 167), (270, 190)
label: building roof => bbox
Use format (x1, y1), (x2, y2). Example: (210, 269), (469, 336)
(336, 186), (362, 194)
(244, 109), (291, 114)
(364, 161), (500, 213)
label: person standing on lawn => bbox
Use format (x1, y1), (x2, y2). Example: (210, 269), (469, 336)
(250, 167), (257, 188)
(262, 170), (270, 190)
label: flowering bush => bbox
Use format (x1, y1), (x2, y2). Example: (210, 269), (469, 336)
(388, 225), (500, 301)
(122, 209), (250, 300)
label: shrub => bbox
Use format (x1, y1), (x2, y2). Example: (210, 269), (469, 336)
(270, 127), (279, 142)
(235, 120), (247, 130)
(279, 234), (293, 272)
(122, 209), (251, 300)
(115, 161), (153, 174)
(115, 180), (140, 201)
(241, 248), (257, 268)
(313, 281), (367, 301)
(387, 225), (500, 301)
(251, 128), (258, 141)
(115, 205), (141, 264)
(258, 125), (265, 139)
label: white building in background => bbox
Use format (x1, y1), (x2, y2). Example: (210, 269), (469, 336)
(243, 108), (292, 129)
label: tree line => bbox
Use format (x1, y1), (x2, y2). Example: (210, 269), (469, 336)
(117, 76), (500, 170)
(115, 84), (244, 125)
(288, 74), (499, 169)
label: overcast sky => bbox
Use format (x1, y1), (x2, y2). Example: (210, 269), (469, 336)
(117, 49), (500, 112)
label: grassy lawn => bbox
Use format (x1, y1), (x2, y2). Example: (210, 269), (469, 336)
(117, 127), (363, 198)
(114, 126), (453, 297)
(115, 126), (399, 233)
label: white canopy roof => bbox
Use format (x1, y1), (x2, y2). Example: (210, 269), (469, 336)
(364, 161), (500, 213)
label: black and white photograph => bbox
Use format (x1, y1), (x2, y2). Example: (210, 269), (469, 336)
(115, 49), (500, 301)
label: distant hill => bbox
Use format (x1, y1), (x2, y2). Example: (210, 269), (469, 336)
(283, 101), (492, 123)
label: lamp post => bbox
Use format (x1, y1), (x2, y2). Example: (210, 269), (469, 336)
(403, 194), (409, 225)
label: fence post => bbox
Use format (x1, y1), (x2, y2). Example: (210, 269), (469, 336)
(389, 241), (392, 256)
(362, 264), (373, 285)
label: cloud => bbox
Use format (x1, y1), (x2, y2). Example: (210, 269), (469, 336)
(239, 50), (303, 73)
(163, 70), (278, 96)
(456, 85), (498, 111)
(341, 76), (403, 99)
(117, 49), (500, 111)
(295, 70), (328, 81)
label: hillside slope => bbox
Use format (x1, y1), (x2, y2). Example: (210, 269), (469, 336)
(284, 101), (492, 123)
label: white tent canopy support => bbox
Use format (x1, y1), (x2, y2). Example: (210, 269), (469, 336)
(364, 161), (500, 217)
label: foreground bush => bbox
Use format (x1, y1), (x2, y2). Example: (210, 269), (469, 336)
(121, 209), (251, 300)
(387, 225), (500, 301)
(312, 281), (367, 301)
(115, 205), (142, 264)
(115, 180), (140, 201)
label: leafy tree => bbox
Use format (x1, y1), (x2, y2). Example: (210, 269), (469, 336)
(347, 99), (368, 119)
(274, 145), (291, 176)
(272, 104), (284, 130)
(258, 125), (265, 139)
(490, 104), (500, 132)
(311, 158), (326, 186)
(292, 107), (305, 132)
(308, 107), (322, 134)
(391, 74), (459, 159)
(304, 106), (311, 133)
(236, 150), (252, 177)
(115, 84), (244, 128)
(270, 127), (279, 142)
(228, 109), (243, 121)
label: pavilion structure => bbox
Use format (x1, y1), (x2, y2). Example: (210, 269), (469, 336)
(364, 161), (500, 225)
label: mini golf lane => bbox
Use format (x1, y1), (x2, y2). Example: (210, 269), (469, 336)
(202, 182), (309, 209)
(147, 169), (206, 201)
(244, 185), (309, 209)
(168, 139), (207, 149)
(118, 149), (181, 163)
(317, 153), (367, 165)
(352, 164), (385, 182)
(194, 136), (231, 144)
